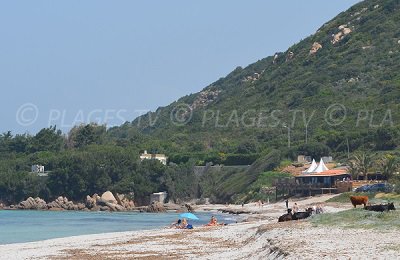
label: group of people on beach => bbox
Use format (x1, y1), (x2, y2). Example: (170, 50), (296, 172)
(286, 199), (324, 215)
(170, 218), (193, 229)
(170, 216), (225, 229)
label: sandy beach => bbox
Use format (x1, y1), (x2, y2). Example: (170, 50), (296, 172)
(1, 194), (399, 260)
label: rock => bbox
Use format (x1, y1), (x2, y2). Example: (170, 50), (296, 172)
(48, 207), (63, 211)
(332, 26), (352, 44)
(310, 42), (322, 54)
(120, 198), (135, 210)
(18, 197), (47, 210)
(374, 4), (379, 9)
(147, 201), (166, 213)
(273, 53), (279, 64)
(101, 191), (118, 204)
(99, 206), (109, 211)
(85, 195), (96, 209)
(218, 208), (251, 215)
(105, 202), (125, 212)
(77, 203), (86, 210)
(398, 40), (400, 44)
(286, 51), (294, 61)
(343, 28), (352, 35)
(185, 203), (195, 213)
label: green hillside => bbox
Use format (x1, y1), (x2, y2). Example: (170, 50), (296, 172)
(2, 0), (400, 205)
(110, 0), (400, 163)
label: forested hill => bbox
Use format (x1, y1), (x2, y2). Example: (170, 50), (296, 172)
(109, 0), (400, 162)
(2, 0), (400, 205)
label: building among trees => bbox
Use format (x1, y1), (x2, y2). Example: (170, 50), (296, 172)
(140, 150), (168, 165)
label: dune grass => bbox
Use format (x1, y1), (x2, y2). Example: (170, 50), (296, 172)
(327, 192), (400, 204)
(310, 208), (400, 230)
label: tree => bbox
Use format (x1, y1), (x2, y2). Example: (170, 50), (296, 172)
(347, 160), (359, 180)
(29, 126), (64, 153)
(351, 152), (374, 181)
(380, 154), (398, 181)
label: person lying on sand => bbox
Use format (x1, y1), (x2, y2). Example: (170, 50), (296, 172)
(170, 219), (182, 228)
(204, 216), (226, 227)
(178, 218), (193, 229)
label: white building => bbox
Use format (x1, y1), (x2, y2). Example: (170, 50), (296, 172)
(139, 150), (168, 165)
(31, 165), (45, 173)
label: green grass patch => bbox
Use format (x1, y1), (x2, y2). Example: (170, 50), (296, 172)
(327, 192), (400, 204)
(310, 208), (400, 230)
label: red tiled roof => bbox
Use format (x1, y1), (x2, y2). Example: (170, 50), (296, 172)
(296, 169), (348, 177)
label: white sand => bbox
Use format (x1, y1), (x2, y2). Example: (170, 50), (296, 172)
(1, 194), (399, 259)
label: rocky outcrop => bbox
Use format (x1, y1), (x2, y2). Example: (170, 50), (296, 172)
(85, 194), (99, 209)
(18, 197), (47, 210)
(331, 25), (352, 44)
(190, 89), (221, 110)
(147, 201), (166, 213)
(310, 42), (322, 54)
(16, 191), (135, 212)
(101, 191), (117, 204)
(273, 53), (279, 64)
(286, 51), (294, 61)
(84, 191), (134, 212)
(243, 73), (261, 82)
(117, 194), (135, 210)
(47, 196), (79, 210)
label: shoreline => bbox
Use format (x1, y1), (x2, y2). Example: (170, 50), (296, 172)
(2, 194), (399, 259)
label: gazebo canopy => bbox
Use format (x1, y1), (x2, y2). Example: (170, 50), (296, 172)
(314, 158), (329, 173)
(304, 159), (317, 173)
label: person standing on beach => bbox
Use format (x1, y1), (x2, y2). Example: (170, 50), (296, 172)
(292, 203), (299, 213)
(285, 199), (289, 209)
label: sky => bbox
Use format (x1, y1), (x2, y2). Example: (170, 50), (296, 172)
(0, 0), (360, 134)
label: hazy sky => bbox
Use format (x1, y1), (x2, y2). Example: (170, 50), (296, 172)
(0, 1), (360, 134)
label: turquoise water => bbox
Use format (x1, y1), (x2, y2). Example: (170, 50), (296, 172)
(0, 210), (237, 245)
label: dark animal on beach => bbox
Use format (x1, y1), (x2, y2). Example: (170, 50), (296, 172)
(293, 208), (313, 220)
(364, 203), (396, 212)
(278, 209), (292, 222)
(350, 196), (368, 208)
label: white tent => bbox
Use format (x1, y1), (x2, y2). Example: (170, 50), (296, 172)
(314, 158), (329, 173)
(304, 159), (317, 173)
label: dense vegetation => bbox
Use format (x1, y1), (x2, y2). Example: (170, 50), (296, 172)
(2, 0), (400, 205)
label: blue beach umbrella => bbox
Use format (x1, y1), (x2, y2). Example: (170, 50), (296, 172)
(179, 212), (200, 220)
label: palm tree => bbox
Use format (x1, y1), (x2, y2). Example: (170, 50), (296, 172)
(352, 152), (373, 180)
(381, 154), (398, 181)
(347, 160), (359, 180)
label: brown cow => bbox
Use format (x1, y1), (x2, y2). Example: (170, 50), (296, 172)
(350, 196), (368, 208)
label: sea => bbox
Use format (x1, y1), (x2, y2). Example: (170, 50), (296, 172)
(0, 210), (237, 245)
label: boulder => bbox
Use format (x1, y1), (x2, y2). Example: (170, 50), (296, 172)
(120, 199), (134, 210)
(332, 25), (352, 44)
(101, 191), (117, 204)
(310, 42), (322, 54)
(147, 201), (166, 213)
(99, 206), (109, 211)
(77, 203), (86, 210)
(85, 195), (96, 209)
(18, 197), (47, 210)
(105, 202), (125, 212)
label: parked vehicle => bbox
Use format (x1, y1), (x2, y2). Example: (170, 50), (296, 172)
(355, 185), (371, 192)
(355, 183), (392, 193)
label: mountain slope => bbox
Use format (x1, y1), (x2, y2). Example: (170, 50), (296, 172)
(110, 0), (400, 162)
